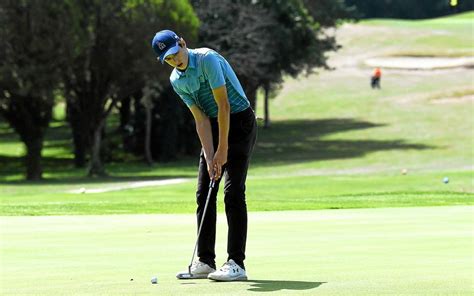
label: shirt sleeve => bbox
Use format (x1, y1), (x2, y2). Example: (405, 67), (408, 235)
(171, 83), (195, 108)
(202, 52), (226, 90)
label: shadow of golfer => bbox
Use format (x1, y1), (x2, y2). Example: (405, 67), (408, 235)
(247, 280), (326, 292)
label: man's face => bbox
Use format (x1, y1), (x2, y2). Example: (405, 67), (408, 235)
(163, 45), (188, 71)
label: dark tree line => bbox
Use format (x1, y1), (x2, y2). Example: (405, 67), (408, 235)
(1, 0), (199, 179)
(0, 1), (70, 180)
(346, 0), (473, 19)
(60, 0), (199, 176)
(1, 0), (355, 180)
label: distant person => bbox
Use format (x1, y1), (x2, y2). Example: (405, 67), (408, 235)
(151, 30), (257, 281)
(371, 67), (382, 89)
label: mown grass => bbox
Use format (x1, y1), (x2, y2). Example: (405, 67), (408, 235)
(2, 207), (472, 295)
(0, 170), (471, 215)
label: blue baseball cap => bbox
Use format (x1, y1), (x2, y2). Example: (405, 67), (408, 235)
(152, 30), (180, 64)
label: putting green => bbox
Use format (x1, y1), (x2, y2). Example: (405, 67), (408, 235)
(1, 206), (473, 295)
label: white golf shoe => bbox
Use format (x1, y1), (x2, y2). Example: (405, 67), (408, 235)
(207, 259), (247, 281)
(176, 261), (216, 279)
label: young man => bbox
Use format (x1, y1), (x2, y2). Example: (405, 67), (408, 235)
(151, 30), (257, 281)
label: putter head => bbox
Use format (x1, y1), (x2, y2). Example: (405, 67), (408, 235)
(176, 271), (209, 280)
(176, 265), (197, 280)
(176, 272), (194, 279)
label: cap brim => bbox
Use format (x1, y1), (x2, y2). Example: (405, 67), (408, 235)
(159, 43), (180, 64)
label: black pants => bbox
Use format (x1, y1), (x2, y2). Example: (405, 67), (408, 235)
(196, 107), (257, 270)
(371, 76), (381, 89)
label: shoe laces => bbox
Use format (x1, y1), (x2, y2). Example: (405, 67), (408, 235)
(192, 261), (206, 268)
(220, 260), (238, 272)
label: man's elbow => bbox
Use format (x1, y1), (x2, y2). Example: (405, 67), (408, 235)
(195, 118), (205, 130)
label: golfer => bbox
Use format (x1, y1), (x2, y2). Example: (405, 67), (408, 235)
(152, 30), (257, 281)
(371, 67), (382, 89)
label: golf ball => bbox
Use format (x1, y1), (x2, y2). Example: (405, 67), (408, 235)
(151, 276), (158, 284)
(401, 169), (408, 175)
(443, 177), (449, 184)
(79, 187), (86, 194)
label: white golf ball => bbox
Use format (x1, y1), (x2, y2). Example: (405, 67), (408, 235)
(151, 276), (158, 284)
(443, 177), (449, 184)
(79, 187), (86, 194)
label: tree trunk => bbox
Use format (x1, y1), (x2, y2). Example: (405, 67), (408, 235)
(144, 100), (153, 165)
(67, 103), (89, 168)
(119, 96), (131, 131)
(24, 134), (44, 180)
(119, 96), (133, 152)
(247, 86), (257, 111)
(2, 95), (51, 181)
(264, 83), (270, 128)
(241, 77), (258, 111)
(72, 124), (88, 168)
(88, 119), (107, 177)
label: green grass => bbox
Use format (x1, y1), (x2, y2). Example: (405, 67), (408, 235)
(1, 12), (473, 215)
(1, 206), (473, 295)
(351, 11), (474, 57)
(0, 171), (472, 215)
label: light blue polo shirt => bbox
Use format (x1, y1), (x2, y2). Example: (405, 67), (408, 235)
(170, 48), (250, 118)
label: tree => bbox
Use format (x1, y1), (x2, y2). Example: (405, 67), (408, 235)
(116, 0), (200, 163)
(191, 0), (277, 111)
(61, 0), (199, 176)
(303, 0), (357, 26)
(0, 1), (71, 180)
(192, 0), (352, 127)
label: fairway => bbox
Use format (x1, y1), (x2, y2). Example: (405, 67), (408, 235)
(1, 206), (473, 295)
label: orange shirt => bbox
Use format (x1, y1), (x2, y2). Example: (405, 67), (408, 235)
(374, 68), (382, 78)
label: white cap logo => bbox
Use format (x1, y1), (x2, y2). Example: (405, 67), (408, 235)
(157, 42), (166, 50)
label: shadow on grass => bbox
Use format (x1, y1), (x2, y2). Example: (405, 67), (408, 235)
(0, 118), (435, 183)
(0, 122), (70, 144)
(252, 118), (433, 166)
(0, 154), (196, 184)
(246, 280), (326, 292)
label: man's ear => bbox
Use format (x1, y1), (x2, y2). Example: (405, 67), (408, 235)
(178, 37), (187, 48)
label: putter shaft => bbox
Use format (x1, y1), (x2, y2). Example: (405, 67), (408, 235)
(188, 179), (215, 275)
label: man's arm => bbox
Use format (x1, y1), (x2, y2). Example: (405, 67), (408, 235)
(189, 105), (215, 178)
(211, 85), (230, 180)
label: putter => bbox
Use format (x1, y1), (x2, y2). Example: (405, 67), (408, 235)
(177, 178), (216, 279)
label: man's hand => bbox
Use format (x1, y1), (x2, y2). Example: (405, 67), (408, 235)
(206, 159), (215, 180)
(212, 148), (227, 180)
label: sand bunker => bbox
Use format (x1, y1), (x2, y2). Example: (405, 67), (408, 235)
(365, 56), (474, 70)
